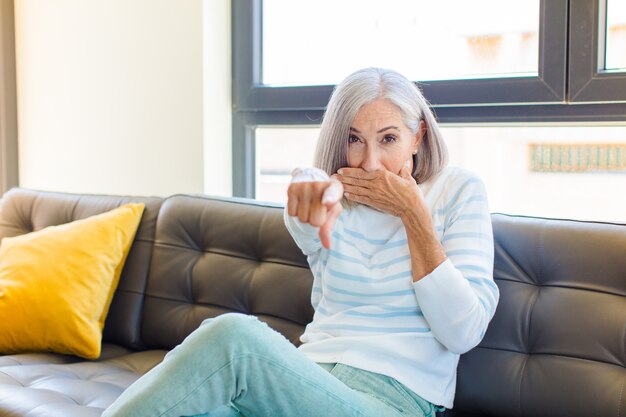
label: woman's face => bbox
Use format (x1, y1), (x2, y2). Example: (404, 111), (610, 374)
(347, 98), (424, 175)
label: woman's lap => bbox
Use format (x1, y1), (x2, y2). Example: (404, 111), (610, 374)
(102, 313), (434, 417)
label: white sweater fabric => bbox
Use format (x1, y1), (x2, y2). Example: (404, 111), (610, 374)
(283, 166), (499, 408)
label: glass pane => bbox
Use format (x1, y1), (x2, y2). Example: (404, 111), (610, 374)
(263, 0), (539, 86)
(255, 124), (626, 223)
(442, 124), (626, 223)
(255, 127), (318, 203)
(605, 0), (626, 71)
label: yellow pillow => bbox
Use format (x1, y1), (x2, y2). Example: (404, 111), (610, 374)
(0, 203), (144, 359)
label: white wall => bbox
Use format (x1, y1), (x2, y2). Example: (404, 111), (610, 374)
(202, 0), (231, 197)
(14, 0), (231, 197)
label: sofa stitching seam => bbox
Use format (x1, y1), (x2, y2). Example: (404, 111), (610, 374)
(0, 369), (24, 387)
(619, 372), (625, 417)
(494, 277), (625, 298)
(70, 196), (79, 222)
(517, 353), (529, 417)
(474, 346), (623, 368)
(152, 240), (309, 269)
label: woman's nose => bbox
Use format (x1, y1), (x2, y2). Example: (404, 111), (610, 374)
(361, 147), (382, 172)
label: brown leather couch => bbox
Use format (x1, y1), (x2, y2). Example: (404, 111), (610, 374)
(0, 188), (623, 417)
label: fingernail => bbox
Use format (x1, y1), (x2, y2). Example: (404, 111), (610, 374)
(337, 169), (343, 175)
(323, 183), (341, 204)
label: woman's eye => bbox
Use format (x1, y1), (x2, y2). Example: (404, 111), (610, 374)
(382, 135), (397, 144)
(348, 135), (360, 144)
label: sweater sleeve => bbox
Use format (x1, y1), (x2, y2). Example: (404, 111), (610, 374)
(412, 171), (499, 354)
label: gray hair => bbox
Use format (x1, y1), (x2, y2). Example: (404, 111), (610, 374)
(313, 67), (448, 184)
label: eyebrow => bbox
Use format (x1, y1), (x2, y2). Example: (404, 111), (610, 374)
(349, 126), (400, 134)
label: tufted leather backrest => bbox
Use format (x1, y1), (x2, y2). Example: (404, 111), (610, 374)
(0, 188), (163, 350)
(2, 189), (624, 417)
(450, 214), (626, 417)
(140, 195), (315, 349)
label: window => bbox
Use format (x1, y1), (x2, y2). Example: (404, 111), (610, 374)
(234, 0), (568, 110)
(262, 1), (539, 86)
(233, 0), (626, 222)
(255, 124), (626, 223)
(255, 127), (317, 202)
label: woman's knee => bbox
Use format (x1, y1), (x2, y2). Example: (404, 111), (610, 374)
(164, 314), (259, 361)
(198, 313), (267, 343)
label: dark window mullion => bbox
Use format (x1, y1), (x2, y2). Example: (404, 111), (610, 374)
(569, 0), (626, 102)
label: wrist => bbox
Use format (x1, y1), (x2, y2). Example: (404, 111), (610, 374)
(400, 201), (431, 233)
(401, 206), (447, 281)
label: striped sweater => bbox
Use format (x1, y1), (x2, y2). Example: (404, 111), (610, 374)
(283, 166), (499, 408)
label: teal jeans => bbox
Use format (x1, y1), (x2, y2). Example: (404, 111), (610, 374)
(102, 313), (439, 417)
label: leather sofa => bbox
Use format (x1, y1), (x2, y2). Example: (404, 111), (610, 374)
(0, 187), (623, 417)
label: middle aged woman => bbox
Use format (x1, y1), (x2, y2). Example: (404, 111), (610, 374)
(284, 67), (499, 413)
(102, 67), (498, 417)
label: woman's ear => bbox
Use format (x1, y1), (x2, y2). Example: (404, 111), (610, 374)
(413, 120), (427, 152)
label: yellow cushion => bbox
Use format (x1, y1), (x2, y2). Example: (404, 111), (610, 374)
(0, 203), (144, 359)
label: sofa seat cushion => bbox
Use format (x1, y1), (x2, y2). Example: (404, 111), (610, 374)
(0, 343), (136, 367)
(0, 349), (166, 417)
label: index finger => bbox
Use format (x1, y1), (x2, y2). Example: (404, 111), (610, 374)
(336, 167), (377, 179)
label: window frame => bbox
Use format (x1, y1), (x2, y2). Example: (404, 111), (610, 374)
(569, 0), (626, 102)
(232, 0), (626, 198)
(234, 0), (568, 111)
